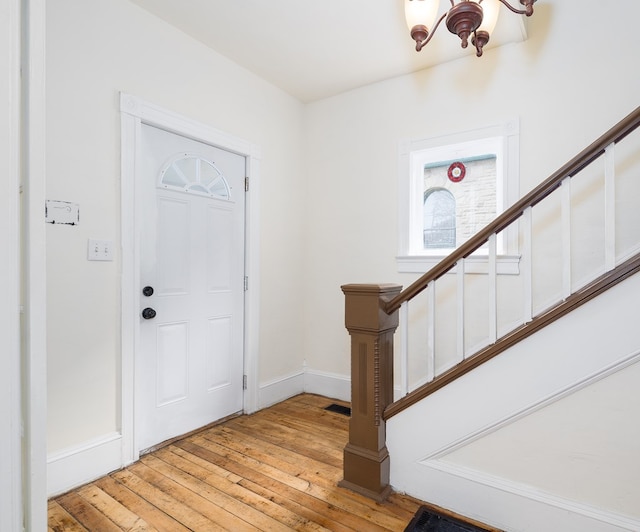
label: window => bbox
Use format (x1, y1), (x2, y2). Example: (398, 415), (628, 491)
(423, 188), (456, 248)
(159, 153), (231, 200)
(397, 119), (520, 274)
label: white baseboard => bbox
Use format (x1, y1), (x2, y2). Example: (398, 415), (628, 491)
(258, 371), (305, 409)
(47, 432), (123, 497)
(304, 369), (350, 402)
(257, 367), (351, 409)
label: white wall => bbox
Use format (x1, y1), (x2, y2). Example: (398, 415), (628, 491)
(301, 0), (640, 379)
(46, 0), (306, 458)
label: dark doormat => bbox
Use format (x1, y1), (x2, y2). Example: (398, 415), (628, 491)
(405, 505), (496, 532)
(324, 403), (351, 416)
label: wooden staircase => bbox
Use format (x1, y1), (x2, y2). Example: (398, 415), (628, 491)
(340, 106), (640, 530)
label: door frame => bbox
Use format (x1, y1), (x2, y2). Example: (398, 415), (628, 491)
(120, 93), (261, 463)
(1, 0), (24, 529)
(18, 0), (48, 528)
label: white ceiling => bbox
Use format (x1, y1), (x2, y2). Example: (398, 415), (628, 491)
(129, 0), (529, 103)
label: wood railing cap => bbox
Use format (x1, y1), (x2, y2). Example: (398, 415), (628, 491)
(341, 283), (403, 295)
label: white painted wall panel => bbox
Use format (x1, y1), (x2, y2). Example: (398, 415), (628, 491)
(442, 361), (640, 519)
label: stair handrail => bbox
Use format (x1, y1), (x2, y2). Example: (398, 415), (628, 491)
(385, 106), (640, 315)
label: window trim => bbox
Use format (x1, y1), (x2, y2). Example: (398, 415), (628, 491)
(397, 119), (520, 275)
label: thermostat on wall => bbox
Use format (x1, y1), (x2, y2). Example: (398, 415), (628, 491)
(45, 200), (79, 225)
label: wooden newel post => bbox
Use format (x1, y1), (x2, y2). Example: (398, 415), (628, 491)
(339, 283), (402, 502)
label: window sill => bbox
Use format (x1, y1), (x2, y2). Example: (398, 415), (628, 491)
(397, 254), (521, 275)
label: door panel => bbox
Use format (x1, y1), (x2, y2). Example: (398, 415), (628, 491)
(137, 123), (245, 452)
(206, 204), (234, 291)
(206, 316), (232, 390)
(157, 197), (189, 294)
(156, 322), (189, 405)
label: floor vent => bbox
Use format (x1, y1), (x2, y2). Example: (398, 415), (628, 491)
(405, 505), (499, 532)
(324, 403), (351, 416)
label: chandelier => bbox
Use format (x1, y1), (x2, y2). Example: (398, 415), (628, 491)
(405, 0), (536, 57)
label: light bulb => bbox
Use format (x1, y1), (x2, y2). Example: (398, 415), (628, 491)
(404, 0), (439, 32)
(477, 0), (500, 35)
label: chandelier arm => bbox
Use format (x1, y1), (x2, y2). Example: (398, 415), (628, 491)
(416, 11), (449, 51)
(473, 30), (481, 56)
(496, 0), (534, 16)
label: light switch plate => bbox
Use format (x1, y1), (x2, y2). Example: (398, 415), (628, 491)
(88, 239), (113, 261)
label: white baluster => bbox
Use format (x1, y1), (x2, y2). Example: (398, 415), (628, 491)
(604, 143), (616, 271)
(522, 206), (533, 322)
(561, 176), (572, 300)
(427, 280), (436, 382)
(457, 258), (465, 360)
(488, 233), (497, 343)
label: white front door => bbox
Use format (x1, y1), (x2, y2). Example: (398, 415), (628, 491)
(137, 123), (245, 452)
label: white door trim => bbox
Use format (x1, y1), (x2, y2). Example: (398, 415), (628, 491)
(20, 0), (48, 529)
(1, 0), (24, 529)
(120, 93), (261, 463)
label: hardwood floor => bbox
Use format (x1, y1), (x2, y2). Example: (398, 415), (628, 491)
(48, 394), (423, 531)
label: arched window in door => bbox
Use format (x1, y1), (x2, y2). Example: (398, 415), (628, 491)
(158, 153), (231, 200)
(423, 188), (456, 249)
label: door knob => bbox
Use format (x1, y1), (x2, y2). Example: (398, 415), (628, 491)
(141, 307), (156, 320)
(142, 286), (154, 297)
